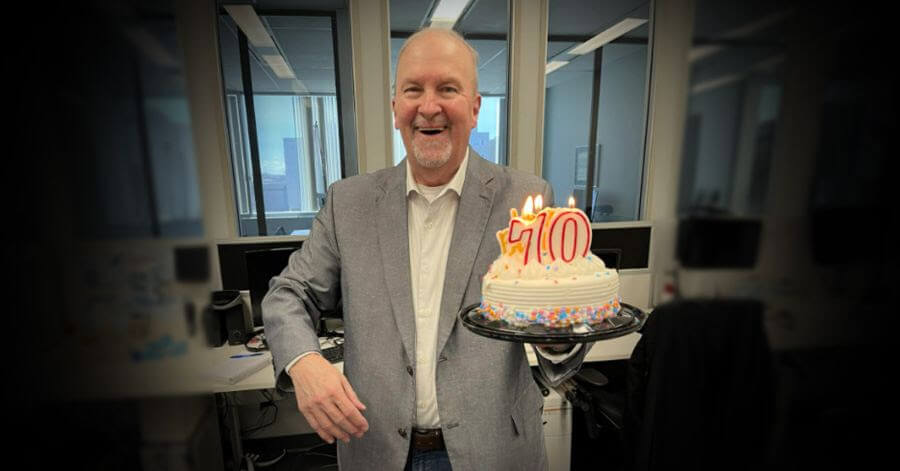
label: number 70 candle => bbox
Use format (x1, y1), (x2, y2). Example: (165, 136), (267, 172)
(496, 195), (592, 265)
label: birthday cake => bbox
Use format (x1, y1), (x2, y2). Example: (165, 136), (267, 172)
(480, 195), (621, 328)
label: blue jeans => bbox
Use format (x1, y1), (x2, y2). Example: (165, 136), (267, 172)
(404, 449), (452, 471)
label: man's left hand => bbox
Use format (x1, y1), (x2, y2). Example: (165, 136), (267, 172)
(537, 344), (575, 355)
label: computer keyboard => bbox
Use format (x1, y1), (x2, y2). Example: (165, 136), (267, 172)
(321, 343), (344, 363)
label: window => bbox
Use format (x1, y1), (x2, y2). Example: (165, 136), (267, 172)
(389, 0), (510, 165)
(541, 0), (652, 221)
(218, 5), (350, 236)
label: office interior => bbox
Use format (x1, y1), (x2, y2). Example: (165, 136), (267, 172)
(11, 0), (894, 470)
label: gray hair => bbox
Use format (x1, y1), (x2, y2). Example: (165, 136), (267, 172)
(392, 27), (480, 96)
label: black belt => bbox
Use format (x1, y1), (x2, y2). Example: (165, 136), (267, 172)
(411, 428), (445, 451)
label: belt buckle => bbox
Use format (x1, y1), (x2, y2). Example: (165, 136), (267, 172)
(412, 428), (444, 451)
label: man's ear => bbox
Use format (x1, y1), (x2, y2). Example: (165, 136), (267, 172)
(391, 97), (398, 129)
(471, 94), (482, 128)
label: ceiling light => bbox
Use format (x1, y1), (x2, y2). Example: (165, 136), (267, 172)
(224, 4), (275, 48)
(689, 9), (793, 63)
(568, 18), (648, 55)
(262, 54), (296, 79)
(429, 0), (471, 29)
(545, 60), (569, 75)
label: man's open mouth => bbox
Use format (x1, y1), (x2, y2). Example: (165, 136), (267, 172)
(416, 127), (447, 136)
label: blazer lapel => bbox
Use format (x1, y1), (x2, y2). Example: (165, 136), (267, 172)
(376, 162), (416, 362)
(436, 151), (496, 355)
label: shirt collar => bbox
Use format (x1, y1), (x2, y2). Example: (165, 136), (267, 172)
(406, 148), (469, 198)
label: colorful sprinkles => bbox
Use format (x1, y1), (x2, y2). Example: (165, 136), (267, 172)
(479, 297), (622, 328)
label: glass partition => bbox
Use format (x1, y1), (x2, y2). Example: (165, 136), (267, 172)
(541, 0), (652, 221)
(218, 5), (348, 236)
(677, 0), (793, 217)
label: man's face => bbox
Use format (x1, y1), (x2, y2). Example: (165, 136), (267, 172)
(392, 32), (481, 172)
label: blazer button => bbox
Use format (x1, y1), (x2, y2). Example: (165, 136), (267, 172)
(406, 366), (414, 375)
(398, 428), (408, 439)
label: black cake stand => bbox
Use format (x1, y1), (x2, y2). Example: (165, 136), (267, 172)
(458, 302), (646, 344)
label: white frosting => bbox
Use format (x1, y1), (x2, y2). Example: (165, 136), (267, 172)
(481, 250), (620, 324)
(486, 250), (608, 280)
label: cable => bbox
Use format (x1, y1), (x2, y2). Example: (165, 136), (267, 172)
(242, 390), (279, 435)
(241, 401), (278, 435)
(285, 442), (332, 454)
(304, 452), (337, 460)
(243, 449), (286, 469)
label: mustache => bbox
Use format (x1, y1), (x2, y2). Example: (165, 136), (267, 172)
(412, 117), (449, 128)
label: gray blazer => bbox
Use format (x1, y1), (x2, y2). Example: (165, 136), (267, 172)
(263, 151), (590, 470)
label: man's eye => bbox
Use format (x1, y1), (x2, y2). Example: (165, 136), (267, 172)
(442, 87), (458, 93)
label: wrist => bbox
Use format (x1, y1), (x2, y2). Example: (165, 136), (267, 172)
(288, 351), (323, 376)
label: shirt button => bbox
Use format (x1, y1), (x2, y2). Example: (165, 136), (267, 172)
(425, 222), (433, 230)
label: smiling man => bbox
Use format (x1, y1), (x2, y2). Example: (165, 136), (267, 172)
(264, 28), (590, 471)
(393, 29), (481, 185)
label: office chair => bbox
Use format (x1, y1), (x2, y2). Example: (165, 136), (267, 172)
(570, 298), (776, 471)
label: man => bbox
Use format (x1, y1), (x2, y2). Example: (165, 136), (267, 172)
(263, 28), (590, 470)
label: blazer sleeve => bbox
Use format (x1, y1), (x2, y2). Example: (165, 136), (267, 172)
(262, 183), (343, 392)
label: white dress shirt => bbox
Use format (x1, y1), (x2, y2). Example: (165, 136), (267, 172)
(405, 150), (469, 427)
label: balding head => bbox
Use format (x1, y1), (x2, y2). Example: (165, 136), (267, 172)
(394, 27), (479, 96)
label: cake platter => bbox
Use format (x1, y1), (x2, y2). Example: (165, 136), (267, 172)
(458, 302), (646, 344)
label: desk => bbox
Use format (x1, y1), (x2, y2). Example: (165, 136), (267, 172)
(49, 331), (641, 469)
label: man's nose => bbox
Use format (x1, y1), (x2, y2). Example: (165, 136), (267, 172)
(417, 92), (442, 118)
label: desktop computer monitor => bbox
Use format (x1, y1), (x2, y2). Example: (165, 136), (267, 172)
(245, 242), (344, 335)
(245, 245), (302, 329)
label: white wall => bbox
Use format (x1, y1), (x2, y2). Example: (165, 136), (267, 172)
(543, 73), (592, 206)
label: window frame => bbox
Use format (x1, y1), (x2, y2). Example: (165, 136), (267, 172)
(216, 7), (351, 237)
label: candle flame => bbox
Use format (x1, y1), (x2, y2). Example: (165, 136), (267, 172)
(523, 196), (534, 216)
(568, 196), (575, 208)
(535, 195), (543, 211)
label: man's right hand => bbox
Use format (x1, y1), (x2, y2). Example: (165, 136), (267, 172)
(288, 353), (369, 444)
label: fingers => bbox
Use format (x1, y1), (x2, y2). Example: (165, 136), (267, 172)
(316, 403), (353, 443)
(302, 405), (340, 444)
(301, 395), (366, 443)
(333, 393), (369, 438)
(342, 376), (367, 411)
(321, 400), (361, 441)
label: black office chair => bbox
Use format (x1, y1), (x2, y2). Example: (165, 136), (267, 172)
(570, 298), (776, 471)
